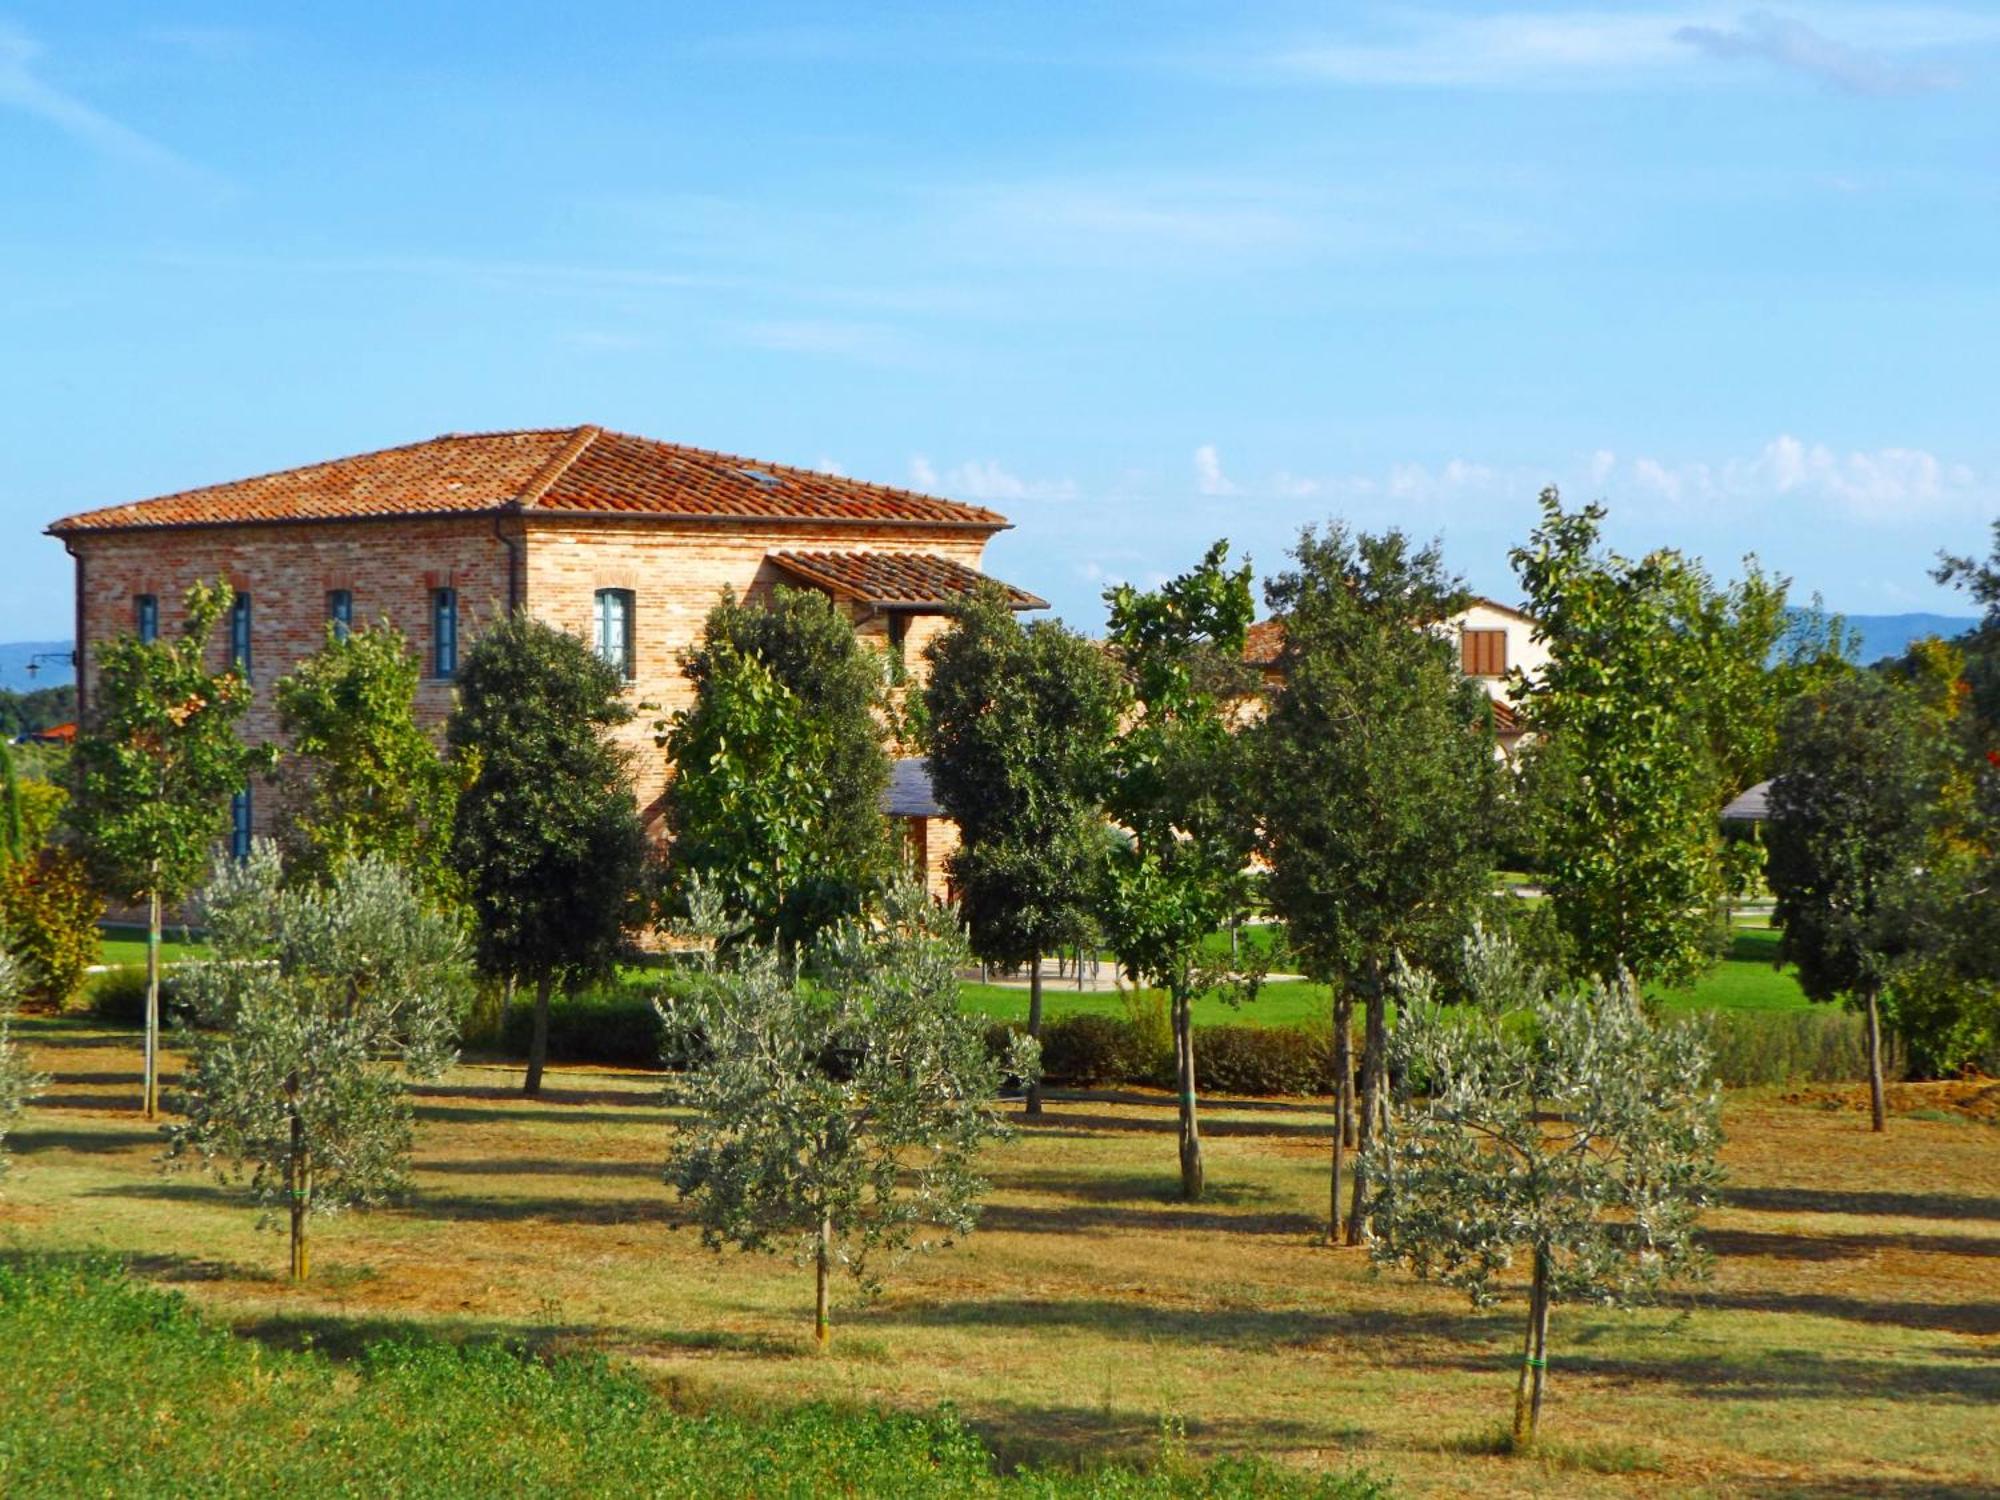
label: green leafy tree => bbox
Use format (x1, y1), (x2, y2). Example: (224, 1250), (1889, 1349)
(1510, 492), (1741, 984)
(0, 740), (23, 869)
(1935, 518), (2000, 735)
(923, 585), (1125, 1115)
(1367, 930), (1721, 1449)
(447, 613), (649, 1096)
(168, 847), (469, 1279)
(661, 883), (1035, 1349)
(1259, 525), (1498, 1243)
(1100, 541), (1263, 1202)
(65, 580), (273, 1117)
(273, 621), (465, 902)
(1764, 667), (1960, 1130)
(0, 948), (49, 1180)
(664, 587), (892, 951)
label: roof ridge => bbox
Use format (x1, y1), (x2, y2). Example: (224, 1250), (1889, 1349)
(514, 424), (602, 510)
(585, 426), (1008, 526)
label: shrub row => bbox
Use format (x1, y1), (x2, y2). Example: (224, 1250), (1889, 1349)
(986, 1015), (1342, 1098)
(1694, 1006), (1887, 1088)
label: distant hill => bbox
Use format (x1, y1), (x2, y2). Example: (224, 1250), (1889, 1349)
(1830, 613), (1982, 666)
(0, 641), (74, 694)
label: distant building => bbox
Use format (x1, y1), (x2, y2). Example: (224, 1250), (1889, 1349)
(48, 426), (1044, 894)
(1241, 596), (1544, 753)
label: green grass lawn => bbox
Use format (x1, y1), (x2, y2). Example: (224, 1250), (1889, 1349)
(97, 926), (208, 968)
(1653, 927), (1809, 1014)
(958, 977), (1332, 1030)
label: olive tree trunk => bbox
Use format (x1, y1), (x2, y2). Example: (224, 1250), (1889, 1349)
(1174, 988), (1203, 1202)
(143, 888), (162, 1120)
(1024, 953), (1044, 1117)
(1864, 984), (1886, 1133)
(524, 972), (555, 1097)
(814, 1210), (832, 1351)
(1346, 964), (1387, 1246)
(287, 1102), (310, 1281)
(1329, 988), (1354, 1243)
(1512, 1247), (1552, 1448)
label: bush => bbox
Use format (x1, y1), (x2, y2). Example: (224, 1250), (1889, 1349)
(0, 849), (100, 1008)
(465, 971), (724, 1069)
(1197, 1024), (1334, 1096)
(1696, 1007), (1883, 1088)
(87, 965), (188, 1027)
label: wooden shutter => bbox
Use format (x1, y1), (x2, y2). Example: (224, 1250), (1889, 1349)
(1462, 628), (1507, 677)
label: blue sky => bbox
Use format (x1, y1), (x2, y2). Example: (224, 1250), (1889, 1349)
(2, 2), (1996, 638)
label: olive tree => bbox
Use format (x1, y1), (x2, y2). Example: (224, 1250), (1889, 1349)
(923, 584), (1124, 1114)
(660, 883), (1036, 1349)
(167, 847), (470, 1280)
(0, 948), (49, 1180)
(65, 580), (274, 1118)
(1366, 930), (1721, 1449)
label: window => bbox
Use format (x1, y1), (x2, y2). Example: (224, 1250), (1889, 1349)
(327, 589), (354, 641)
(1461, 627), (1508, 678)
(432, 589), (458, 678)
(885, 612), (910, 685)
(230, 787), (252, 861)
(230, 592), (252, 678)
(134, 594), (158, 644)
(594, 588), (634, 679)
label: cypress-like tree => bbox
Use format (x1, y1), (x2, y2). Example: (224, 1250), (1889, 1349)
(448, 613), (649, 1096)
(665, 587), (891, 951)
(923, 585), (1124, 1114)
(1259, 525), (1497, 1243)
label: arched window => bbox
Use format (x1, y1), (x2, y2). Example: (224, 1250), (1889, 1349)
(230, 592), (252, 678)
(134, 594), (158, 645)
(327, 589), (354, 641)
(231, 786), (253, 861)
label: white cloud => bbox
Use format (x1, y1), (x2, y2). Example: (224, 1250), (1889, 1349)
(1589, 449), (1618, 485)
(1195, 444), (1241, 496)
(1270, 8), (1999, 92)
(0, 24), (208, 178)
(1674, 11), (1959, 94)
(1624, 434), (1983, 519)
(1269, 471), (1321, 499)
(814, 457), (847, 477)
(908, 455), (1076, 502)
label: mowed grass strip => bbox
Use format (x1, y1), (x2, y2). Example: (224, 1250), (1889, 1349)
(4, 1018), (1996, 1498)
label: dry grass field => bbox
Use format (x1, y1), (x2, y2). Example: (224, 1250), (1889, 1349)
(4, 1015), (1996, 1498)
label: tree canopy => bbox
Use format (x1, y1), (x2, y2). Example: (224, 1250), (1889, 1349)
(665, 587), (892, 951)
(1258, 523), (1497, 1240)
(447, 612), (649, 1095)
(273, 621), (465, 902)
(923, 584), (1124, 1113)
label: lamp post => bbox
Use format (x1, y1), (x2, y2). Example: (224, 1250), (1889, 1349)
(22, 650), (76, 681)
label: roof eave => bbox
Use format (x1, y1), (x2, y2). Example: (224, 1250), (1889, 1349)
(49, 508), (1013, 540)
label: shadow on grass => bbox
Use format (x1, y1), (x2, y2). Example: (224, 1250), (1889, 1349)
(864, 1295), (1510, 1353)
(969, 1399), (1338, 1473)
(982, 1169), (1320, 1238)
(413, 1104), (661, 1129)
(0, 1244), (276, 1287)
(1457, 1343), (2000, 1403)
(1692, 1289), (1999, 1338)
(416, 1157), (662, 1181)
(8, 1124), (162, 1155)
(1016, 1111), (1329, 1142)
(1724, 1186), (2000, 1223)
(1703, 1226), (2000, 1261)
(407, 1081), (659, 1110)
(1739, 1484), (1996, 1499)
(85, 1179), (687, 1228)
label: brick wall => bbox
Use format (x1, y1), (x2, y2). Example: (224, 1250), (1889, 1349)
(519, 518), (992, 824)
(72, 515), (997, 848)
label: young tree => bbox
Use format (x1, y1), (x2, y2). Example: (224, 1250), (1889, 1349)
(0, 948), (49, 1180)
(1511, 491), (1747, 985)
(448, 613), (649, 1096)
(167, 847), (469, 1278)
(923, 585), (1125, 1115)
(1935, 518), (2000, 735)
(273, 621), (465, 901)
(665, 587), (892, 951)
(1367, 931), (1721, 1449)
(1259, 525), (1498, 1243)
(660, 883), (1035, 1348)
(1764, 668), (1958, 1131)
(1100, 542), (1263, 1201)
(65, 580), (273, 1118)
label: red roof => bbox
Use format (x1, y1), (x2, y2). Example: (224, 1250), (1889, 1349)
(768, 551), (1045, 610)
(1243, 619), (1286, 666)
(48, 427), (1010, 536)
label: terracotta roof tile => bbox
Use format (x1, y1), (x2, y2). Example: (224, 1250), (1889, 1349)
(1243, 619), (1286, 666)
(768, 550), (1045, 610)
(48, 427), (1010, 535)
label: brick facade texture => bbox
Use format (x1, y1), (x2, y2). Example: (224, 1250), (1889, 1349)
(68, 514), (987, 899)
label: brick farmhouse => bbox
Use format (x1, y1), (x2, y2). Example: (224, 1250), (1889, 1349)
(47, 426), (1044, 893)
